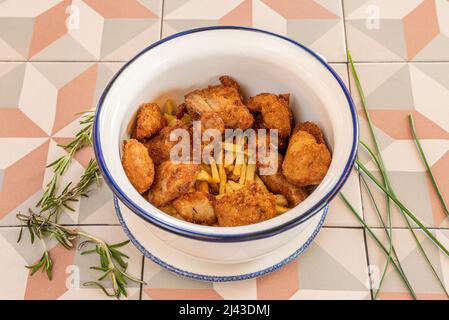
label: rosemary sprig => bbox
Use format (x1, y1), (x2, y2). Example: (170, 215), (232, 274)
(409, 114), (449, 217)
(41, 160), (101, 222)
(37, 111), (95, 211)
(17, 211), (145, 299)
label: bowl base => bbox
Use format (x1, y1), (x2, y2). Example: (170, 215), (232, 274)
(115, 196), (328, 282)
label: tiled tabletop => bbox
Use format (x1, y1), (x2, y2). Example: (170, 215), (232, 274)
(0, 0), (448, 300)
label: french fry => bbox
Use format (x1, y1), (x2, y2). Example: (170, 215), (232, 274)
(180, 114), (191, 124)
(219, 162), (227, 194)
(239, 160), (247, 185)
(197, 170), (214, 183)
(209, 157), (220, 183)
(166, 99), (174, 115)
(232, 163), (241, 176)
(198, 181), (209, 193)
(215, 194), (226, 200)
(255, 175), (269, 191)
(275, 194), (288, 206)
(275, 205), (289, 214)
(245, 164), (256, 182)
(163, 114), (177, 126)
(201, 163), (212, 174)
(225, 181), (243, 193)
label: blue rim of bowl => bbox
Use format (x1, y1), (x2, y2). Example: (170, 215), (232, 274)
(93, 26), (359, 243)
(114, 195), (329, 282)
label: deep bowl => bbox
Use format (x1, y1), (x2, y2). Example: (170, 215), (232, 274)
(93, 26), (358, 263)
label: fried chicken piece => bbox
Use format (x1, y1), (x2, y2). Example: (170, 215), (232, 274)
(135, 103), (166, 139)
(184, 76), (254, 129)
(147, 161), (200, 207)
(173, 191), (217, 225)
(122, 139), (155, 194)
(258, 154), (308, 207)
(175, 103), (188, 119)
(200, 111), (225, 134)
(247, 93), (293, 138)
(145, 120), (190, 165)
(213, 182), (277, 227)
(293, 121), (325, 144)
(282, 130), (331, 187)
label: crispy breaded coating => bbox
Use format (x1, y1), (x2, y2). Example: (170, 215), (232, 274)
(145, 120), (190, 165)
(213, 182), (277, 227)
(135, 103), (166, 139)
(200, 111), (225, 134)
(282, 130), (331, 187)
(293, 121), (325, 144)
(218, 75), (240, 90)
(184, 76), (254, 129)
(122, 139), (155, 193)
(147, 161), (200, 207)
(173, 191), (217, 225)
(258, 154), (308, 207)
(247, 93), (293, 138)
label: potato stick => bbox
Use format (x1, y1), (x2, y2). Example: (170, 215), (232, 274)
(224, 164), (234, 173)
(226, 181), (243, 193)
(275, 205), (290, 214)
(215, 194), (226, 200)
(166, 99), (174, 115)
(197, 170), (214, 182)
(255, 175), (269, 192)
(181, 114), (191, 124)
(239, 161), (247, 185)
(245, 164), (256, 182)
(198, 181), (209, 193)
(209, 157), (220, 183)
(201, 163), (212, 174)
(275, 194), (288, 206)
(219, 162), (227, 194)
(228, 181), (243, 189)
(232, 163), (241, 176)
(225, 182), (234, 193)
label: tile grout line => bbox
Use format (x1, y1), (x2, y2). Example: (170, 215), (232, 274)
(2, 60), (449, 64)
(341, 0), (373, 300)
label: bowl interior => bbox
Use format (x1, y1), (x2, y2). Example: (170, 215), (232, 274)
(95, 28), (357, 237)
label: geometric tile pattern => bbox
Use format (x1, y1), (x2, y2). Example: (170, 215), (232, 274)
(344, 0), (449, 62)
(0, 0), (448, 300)
(0, 0), (162, 61)
(351, 63), (449, 229)
(162, 0), (347, 62)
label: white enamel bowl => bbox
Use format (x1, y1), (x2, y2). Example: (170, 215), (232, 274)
(93, 27), (358, 264)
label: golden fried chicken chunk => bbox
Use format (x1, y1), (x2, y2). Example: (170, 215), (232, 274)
(282, 130), (331, 187)
(213, 182), (277, 227)
(247, 93), (292, 138)
(145, 120), (190, 165)
(122, 139), (155, 193)
(185, 76), (254, 129)
(258, 154), (308, 207)
(147, 161), (200, 207)
(293, 121), (325, 144)
(135, 103), (166, 139)
(200, 111), (225, 134)
(173, 191), (217, 225)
